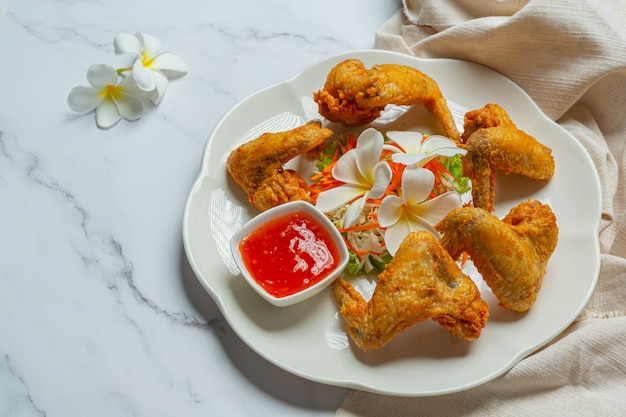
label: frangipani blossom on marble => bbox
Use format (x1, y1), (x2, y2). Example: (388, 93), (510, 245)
(386, 131), (466, 167)
(67, 64), (146, 129)
(315, 128), (392, 228)
(378, 167), (462, 256)
(68, 32), (187, 129)
(114, 32), (188, 105)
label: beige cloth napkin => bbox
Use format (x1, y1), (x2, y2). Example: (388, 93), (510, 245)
(337, 1), (626, 415)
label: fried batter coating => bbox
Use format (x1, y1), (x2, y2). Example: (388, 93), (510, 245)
(463, 126), (555, 213)
(251, 169), (313, 211)
(313, 59), (460, 140)
(461, 103), (516, 142)
(226, 121), (333, 211)
(332, 231), (489, 350)
(436, 200), (558, 313)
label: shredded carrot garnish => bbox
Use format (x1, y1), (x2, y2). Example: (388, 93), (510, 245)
(424, 158), (455, 196)
(343, 238), (385, 259)
(342, 237), (363, 260)
(357, 249), (385, 256)
(461, 251), (469, 265)
(344, 133), (358, 151)
(332, 141), (342, 161)
(308, 136), (354, 201)
(387, 161), (406, 195)
(337, 222), (381, 233)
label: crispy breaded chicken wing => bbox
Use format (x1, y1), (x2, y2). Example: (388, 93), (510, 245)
(226, 121), (333, 211)
(313, 59), (460, 140)
(462, 126), (555, 213)
(461, 103), (516, 142)
(332, 231), (489, 350)
(460, 104), (555, 212)
(435, 200), (558, 313)
(251, 169), (312, 211)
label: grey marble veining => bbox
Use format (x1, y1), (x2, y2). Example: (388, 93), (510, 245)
(0, 0), (401, 415)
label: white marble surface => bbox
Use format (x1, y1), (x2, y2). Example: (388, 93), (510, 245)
(0, 1), (401, 415)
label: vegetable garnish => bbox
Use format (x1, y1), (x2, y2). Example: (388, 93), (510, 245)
(309, 128), (469, 275)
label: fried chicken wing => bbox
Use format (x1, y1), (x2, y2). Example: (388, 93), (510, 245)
(332, 231), (489, 350)
(463, 126), (555, 213)
(435, 200), (558, 312)
(461, 103), (516, 142)
(251, 169), (313, 211)
(226, 121), (333, 211)
(313, 59), (460, 140)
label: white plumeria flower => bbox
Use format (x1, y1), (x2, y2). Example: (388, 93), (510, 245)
(67, 64), (145, 129)
(385, 131), (466, 167)
(114, 32), (188, 105)
(316, 128), (392, 228)
(378, 167), (462, 256)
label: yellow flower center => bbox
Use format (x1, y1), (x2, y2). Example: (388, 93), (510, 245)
(141, 51), (155, 68)
(101, 84), (123, 100)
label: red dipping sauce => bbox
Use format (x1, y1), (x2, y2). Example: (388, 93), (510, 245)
(238, 211), (341, 298)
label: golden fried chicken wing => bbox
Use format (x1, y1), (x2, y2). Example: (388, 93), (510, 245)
(332, 231), (489, 350)
(251, 169), (313, 211)
(226, 121), (333, 211)
(462, 126), (555, 213)
(461, 103), (516, 142)
(313, 59), (460, 140)
(435, 200), (558, 313)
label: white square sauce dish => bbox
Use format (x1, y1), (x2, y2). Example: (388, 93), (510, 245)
(230, 201), (349, 307)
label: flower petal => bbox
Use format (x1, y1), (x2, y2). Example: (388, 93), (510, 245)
(151, 52), (188, 78)
(412, 191), (462, 226)
(117, 74), (146, 96)
(95, 100), (121, 129)
(391, 152), (429, 166)
(368, 161), (392, 200)
(401, 168), (435, 205)
(315, 183), (365, 213)
(331, 150), (362, 185)
(386, 130), (423, 154)
(114, 93), (144, 122)
(114, 33), (142, 55)
(355, 128), (384, 182)
(137, 33), (162, 57)
(67, 86), (102, 112)
(430, 147), (467, 158)
(382, 220), (413, 256)
(382, 143), (403, 153)
(132, 59), (156, 92)
(86, 64), (118, 89)
(377, 195), (403, 228)
(344, 195), (366, 228)
(404, 211), (440, 236)
(149, 70), (169, 105)
(420, 135), (467, 157)
(384, 216), (440, 256)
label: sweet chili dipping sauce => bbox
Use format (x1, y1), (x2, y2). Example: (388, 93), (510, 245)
(238, 211), (340, 298)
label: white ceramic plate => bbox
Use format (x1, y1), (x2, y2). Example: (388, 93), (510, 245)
(182, 50), (601, 396)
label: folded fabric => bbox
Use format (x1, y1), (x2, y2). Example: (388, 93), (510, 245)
(337, 1), (626, 415)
